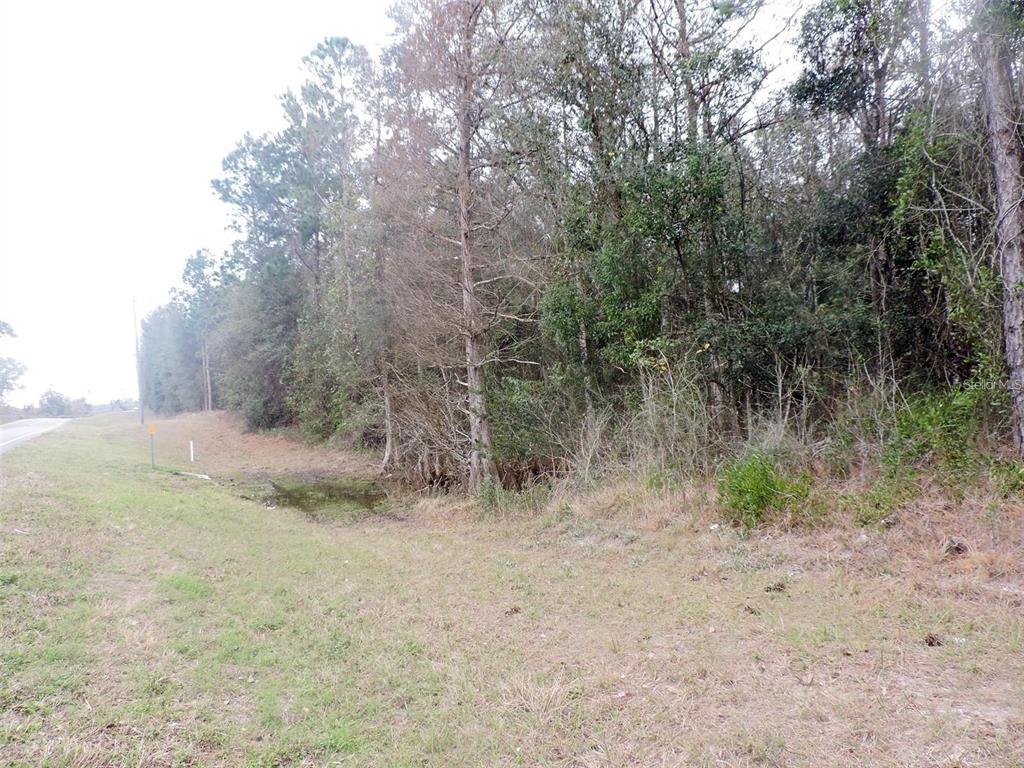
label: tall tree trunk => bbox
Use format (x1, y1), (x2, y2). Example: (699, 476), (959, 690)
(674, 0), (699, 142)
(201, 337), (213, 411)
(863, 42), (893, 377)
(381, 364), (396, 471)
(869, 49), (888, 149)
(457, 0), (496, 489)
(369, 88), (396, 473)
(978, 0), (1024, 454)
(576, 271), (595, 422)
(917, 0), (932, 99)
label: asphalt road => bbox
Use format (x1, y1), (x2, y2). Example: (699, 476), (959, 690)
(0, 419), (69, 455)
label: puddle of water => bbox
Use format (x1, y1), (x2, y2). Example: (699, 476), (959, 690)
(266, 478), (387, 522)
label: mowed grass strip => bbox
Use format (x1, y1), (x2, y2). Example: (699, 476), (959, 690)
(1, 413), (1022, 767)
(0, 416), (549, 767)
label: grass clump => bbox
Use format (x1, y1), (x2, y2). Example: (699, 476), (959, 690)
(842, 477), (910, 527)
(717, 452), (810, 528)
(477, 475), (549, 519)
(990, 457), (1024, 495)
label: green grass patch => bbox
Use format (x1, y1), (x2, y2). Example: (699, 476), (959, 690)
(158, 573), (214, 601)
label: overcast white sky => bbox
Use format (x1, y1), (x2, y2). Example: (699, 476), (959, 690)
(0, 1), (393, 407)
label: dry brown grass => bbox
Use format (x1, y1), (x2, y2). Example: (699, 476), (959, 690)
(394, 469), (1024, 766)
(133, 410), (378, 479)
(1, 412), (1021, 767)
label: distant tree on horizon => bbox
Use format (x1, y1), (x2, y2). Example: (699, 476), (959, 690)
(0, 320), (26, 407)
(37, 390), (91, 418)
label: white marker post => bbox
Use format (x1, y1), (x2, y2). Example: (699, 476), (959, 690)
(189, 440), (195, 463)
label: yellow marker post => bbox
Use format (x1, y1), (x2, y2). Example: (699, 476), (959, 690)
(147, 424), (156, 468)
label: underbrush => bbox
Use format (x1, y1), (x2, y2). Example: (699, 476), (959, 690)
(715, 380), (1018, 528)
(477, 475), (555, 520)
(472, 377), (1021, 532)
(882, 385), (997, 481)
(360, 368), (1018, 536)
(834, 474), (911, 527)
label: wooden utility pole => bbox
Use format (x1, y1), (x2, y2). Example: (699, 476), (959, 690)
(134, 298), (144, 424)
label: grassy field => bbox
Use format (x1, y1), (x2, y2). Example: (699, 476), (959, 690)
(1, 413), (1022, 767)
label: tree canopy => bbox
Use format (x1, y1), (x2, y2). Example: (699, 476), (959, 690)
(140, 1), (1024, 486)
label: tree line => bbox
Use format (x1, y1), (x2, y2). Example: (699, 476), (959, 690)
(140, 0), (1024, 489)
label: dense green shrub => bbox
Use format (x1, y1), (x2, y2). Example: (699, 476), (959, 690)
(717, 452), (811, 528)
